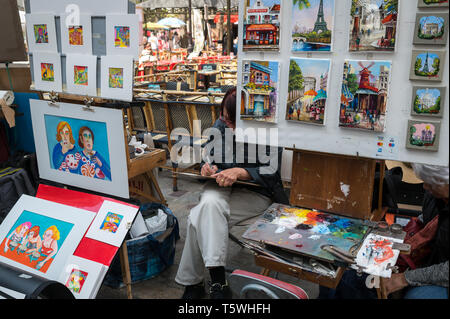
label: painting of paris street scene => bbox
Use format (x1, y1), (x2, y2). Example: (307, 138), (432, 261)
(286, 58), (331, 125)
(291, 0), (334, 52)
(349, 0), (398, 52)
(242, 0), (281, 51)
(339, 60), (392, 132)
(240, 60), (280, 123)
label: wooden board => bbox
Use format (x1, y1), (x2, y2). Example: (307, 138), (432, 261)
(290, 150), (376, 220)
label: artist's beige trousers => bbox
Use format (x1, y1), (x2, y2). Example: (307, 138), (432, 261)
(175, 181), (272, 286)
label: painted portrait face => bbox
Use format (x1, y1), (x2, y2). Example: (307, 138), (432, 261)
(81, 130), (93, 152)
(60, 125), (71, 146)
(43, 229), (53, 241)
(19, 224), (30, 236)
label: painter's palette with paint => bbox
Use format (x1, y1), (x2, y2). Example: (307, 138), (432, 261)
(242, 203), (369, 263)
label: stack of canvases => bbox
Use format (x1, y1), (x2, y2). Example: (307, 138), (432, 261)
(26, 0), (139, 102)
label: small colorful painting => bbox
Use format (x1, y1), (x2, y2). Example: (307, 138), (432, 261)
(241, 60), (280, 123)
(339, 60), (392, 132)
(242, 203), (368, 263)
(109, 68), (124, 89)
(66, 268), (88, 294)
(34, 24), (48, 44)
(114, 26), (130, 48)
(242, 0), (281, 51)
(291, 0), (334, 52)
(406, 120), (441, 152)
(414, 13), (448, 45)
(418, 0), (449, 8)
(349, 0), (398, 52)
(44, 114), (112, 181)
(286, 58), (331, 125)
(411, 86), (445, 118)
(69, 26), (84, 46)
(100, 212), (123, 234)
(353, 233), (401, 278)
(74, 65), (88, 86)
(41, 63), (55, 82)
(0, 210), (74, 274)
(410, 50), (445, 81)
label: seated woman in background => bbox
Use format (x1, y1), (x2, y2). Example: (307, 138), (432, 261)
(381, 164), (448, 299)
(319, 163), (448, 299)
(175, 88), (288, 299)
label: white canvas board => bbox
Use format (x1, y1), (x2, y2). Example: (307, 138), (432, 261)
(84, 200), (139, 247)
(0, 195), (95, 281)
(58, 255), (108, 299)
(25, 13), (58, 53)
(105, 14), (140, 59)
(29, 0), (129, 15)
(235, 0), (449, 166)
(60, 14), (93, 55)
(352, 233), (403, 278)
(32, 52), (63, 93)
(65, 54), (98, 97)
(100, 55), (134, 102)
(30, 99), (130, 199)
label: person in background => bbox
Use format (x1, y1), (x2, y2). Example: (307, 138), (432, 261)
(175, 88), (288, 299)
(173, 31), (180, 50)
(149, 32), (158, 52)
(319, 164), (449, 299)
(381, 164), (448, 299)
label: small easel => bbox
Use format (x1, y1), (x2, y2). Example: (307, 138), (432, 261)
(37, 92), (168, 299)
(254, 149), (388, 296)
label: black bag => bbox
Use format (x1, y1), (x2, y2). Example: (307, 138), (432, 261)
(0, 167), (36, 224)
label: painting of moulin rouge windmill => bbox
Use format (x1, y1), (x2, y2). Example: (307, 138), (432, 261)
(410, 50), (445, 81)
(291, 0), (334, 52)
(339, 60), (392, 132)
(406, 120), (441, 152)
(349, 0), (398, 52)
(240, 60), (280, 123)
(242, 0), (281, 51)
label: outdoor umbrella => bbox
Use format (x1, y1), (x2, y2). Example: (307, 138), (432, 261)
(145, 22), (169, 30)
(157, 17), (186, 28)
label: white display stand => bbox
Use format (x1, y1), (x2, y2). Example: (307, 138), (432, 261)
(236, 0), (449, 166)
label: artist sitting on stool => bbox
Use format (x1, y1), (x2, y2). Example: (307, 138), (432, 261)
(319, 164), (449, 299)
(175, 88), (288, 299)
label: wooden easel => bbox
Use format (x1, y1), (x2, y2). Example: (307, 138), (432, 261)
(254, 149), (387, 295)
(37, 92), (168, 299)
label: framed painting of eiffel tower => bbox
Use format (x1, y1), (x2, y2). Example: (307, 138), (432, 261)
(291, 0), (335, 52)
(348, 0), (399, 52)
(409, 50), (446, 82)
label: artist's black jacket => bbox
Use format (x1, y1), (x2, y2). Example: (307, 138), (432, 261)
(201, 119), (289, 205)
(422, 192), (449, 266)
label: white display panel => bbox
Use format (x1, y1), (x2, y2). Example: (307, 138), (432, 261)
(236, 0), (449, 166)
(29, 0), (129, 15)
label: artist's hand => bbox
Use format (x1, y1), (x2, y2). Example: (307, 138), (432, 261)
(201, 163), (218, 177)
(212, 168), (249, 187)
(381, 273), (409, 297)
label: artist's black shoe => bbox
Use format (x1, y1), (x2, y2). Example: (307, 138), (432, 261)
(209, 282), (232, 299)
(181, 283), (206, 299)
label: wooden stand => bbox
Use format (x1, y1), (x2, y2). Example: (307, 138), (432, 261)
(253, 149), (387, 295)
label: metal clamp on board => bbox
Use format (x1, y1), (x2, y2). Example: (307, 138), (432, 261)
(82, 96), (95, 111)
(47, 92), (59, 107)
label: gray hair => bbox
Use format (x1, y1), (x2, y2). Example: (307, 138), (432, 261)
(412, 163), (449, 186)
